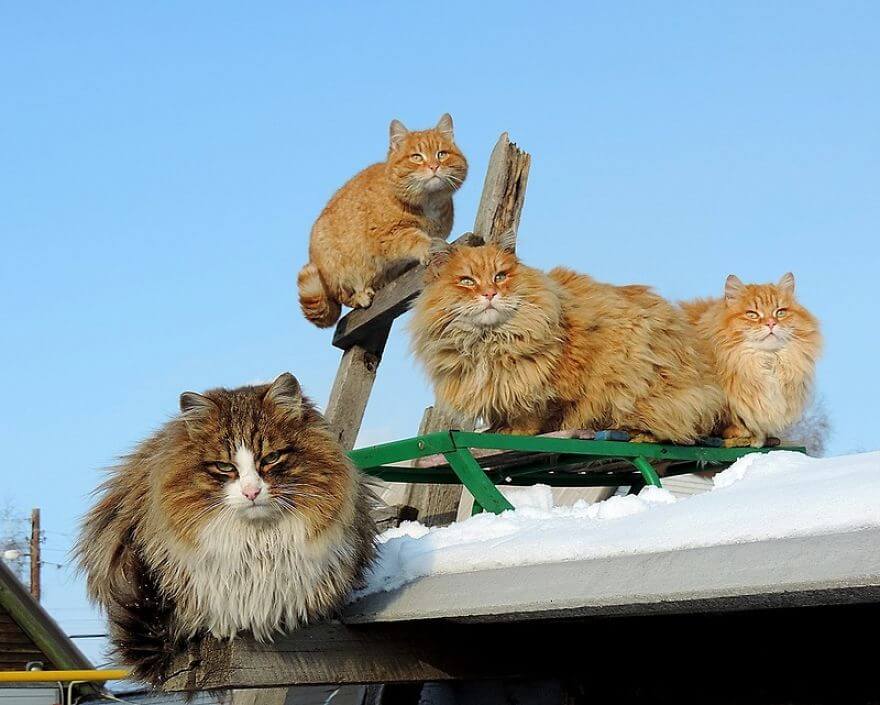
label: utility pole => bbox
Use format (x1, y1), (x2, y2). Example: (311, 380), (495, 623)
(29, 508), (40, 602)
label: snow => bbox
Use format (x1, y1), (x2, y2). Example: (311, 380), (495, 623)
(358, 450), (880, 597)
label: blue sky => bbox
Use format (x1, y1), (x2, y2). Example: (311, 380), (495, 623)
(1, 2), (878, 665)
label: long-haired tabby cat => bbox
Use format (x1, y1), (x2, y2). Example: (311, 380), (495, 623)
(682, 274), (822, 447)
(298, 113), (468, 327)
(76, 373), (376, 684)
(410, 236), (722, 443)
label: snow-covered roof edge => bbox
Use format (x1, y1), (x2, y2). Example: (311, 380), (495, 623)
(345, 527), (880, 624)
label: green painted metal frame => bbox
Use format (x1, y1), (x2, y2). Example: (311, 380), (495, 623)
(348, 431), (805, 516)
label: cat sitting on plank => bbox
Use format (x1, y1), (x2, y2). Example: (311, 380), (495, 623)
(76, 373), (376, 684)
(409, 235), (722, 443)
(682, 273), (822, 447)
(298, 114), (468, 327)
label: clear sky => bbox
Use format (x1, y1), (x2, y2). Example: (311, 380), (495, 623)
(1, 2), (878, 666)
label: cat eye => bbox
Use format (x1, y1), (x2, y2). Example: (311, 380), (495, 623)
(459, 276), (476, 287)
(437, 150), (448, 159)
(494, 272), (507, 283)
(212, 462), (237, 475)
(775, 308), (788, 319)
(745, 311), (760, 320)
(410, 153), (425, 163)
(261, 451), (282, 466)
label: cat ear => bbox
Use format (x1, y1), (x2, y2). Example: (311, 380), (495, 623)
(179, 392), (215, 434)
(426, 238), (454, 272)
(724, 274), (744, 305)
(436, 113), (454, 138)
(389, 119), (409, 151)
(180, 391), (213, 416)
(778, 272), (795, 294)
(265, 372), (303, 419)
(492, 228), (517, 253)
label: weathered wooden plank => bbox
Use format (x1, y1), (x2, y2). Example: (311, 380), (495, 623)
(371, 504), (418, 532)
(164, 603), (880, 697)
(331, 233), (482, 351)
(331, 267), (422, 351)
(163, 617), (663, 690)
(231, 688), (289, 705)
(472, 132), (531, 245)
(324, 324), (391, 451)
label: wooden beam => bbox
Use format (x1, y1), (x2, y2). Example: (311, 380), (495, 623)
(324, 325), (391, 451)
(332, 266), (421, 351)
(29, 508), (40, 602)
(164, 604), (880, 700)
(331, 233), (482, 351)
(472, 132), (531, 244)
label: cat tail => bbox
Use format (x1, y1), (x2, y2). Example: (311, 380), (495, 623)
(105, 547), (182, 686)
(298, 262), (341, 328)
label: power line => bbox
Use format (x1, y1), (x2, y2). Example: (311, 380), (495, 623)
(69, 633), (108, 639)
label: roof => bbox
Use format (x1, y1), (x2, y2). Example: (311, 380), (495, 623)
(0, 560), (93, 672)
(162, 525), (880, 692)
(345, 527), (880, 624)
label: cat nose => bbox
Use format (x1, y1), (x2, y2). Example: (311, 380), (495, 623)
(484, 290), (497, 300)
(242, 486), (261, 502)
(430, 163), (440, 172)
(767, 319), (777, 329)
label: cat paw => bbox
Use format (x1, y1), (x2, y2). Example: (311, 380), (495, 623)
(351, 288), (375, 308)
(628, 432), (658, 444)
(723, 436), (758, 448)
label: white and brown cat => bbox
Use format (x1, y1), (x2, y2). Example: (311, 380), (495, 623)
(298, 114), (468, 327)
(682, 274), (822, 447)
(77, 374), (376, 684)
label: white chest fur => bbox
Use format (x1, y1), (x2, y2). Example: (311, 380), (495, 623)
(171, 514), (350, 640)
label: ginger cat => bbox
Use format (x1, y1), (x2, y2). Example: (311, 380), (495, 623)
(682, 274), (822, 447)
(410, 236), (722, 443)
(298, 114), (468, 327)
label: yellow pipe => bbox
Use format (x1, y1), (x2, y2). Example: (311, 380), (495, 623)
(0, 669), (129, 682)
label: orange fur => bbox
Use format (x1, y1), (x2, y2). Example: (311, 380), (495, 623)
(298, 114), (468, 327)
(410, 241), (722, 443)
(682, 274), (822, 447)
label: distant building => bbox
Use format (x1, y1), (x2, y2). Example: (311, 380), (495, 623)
(0, 560), (94, 703)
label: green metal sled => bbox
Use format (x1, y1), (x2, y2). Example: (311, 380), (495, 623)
(348, 430), (805, 515)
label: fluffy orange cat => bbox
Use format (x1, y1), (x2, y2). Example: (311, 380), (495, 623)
(298, 114), (468, 327)
(682, 274), (822, 447)
(410, 237), (722, 443)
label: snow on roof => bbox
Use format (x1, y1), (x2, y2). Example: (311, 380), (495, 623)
(358, 450), (880, 598)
